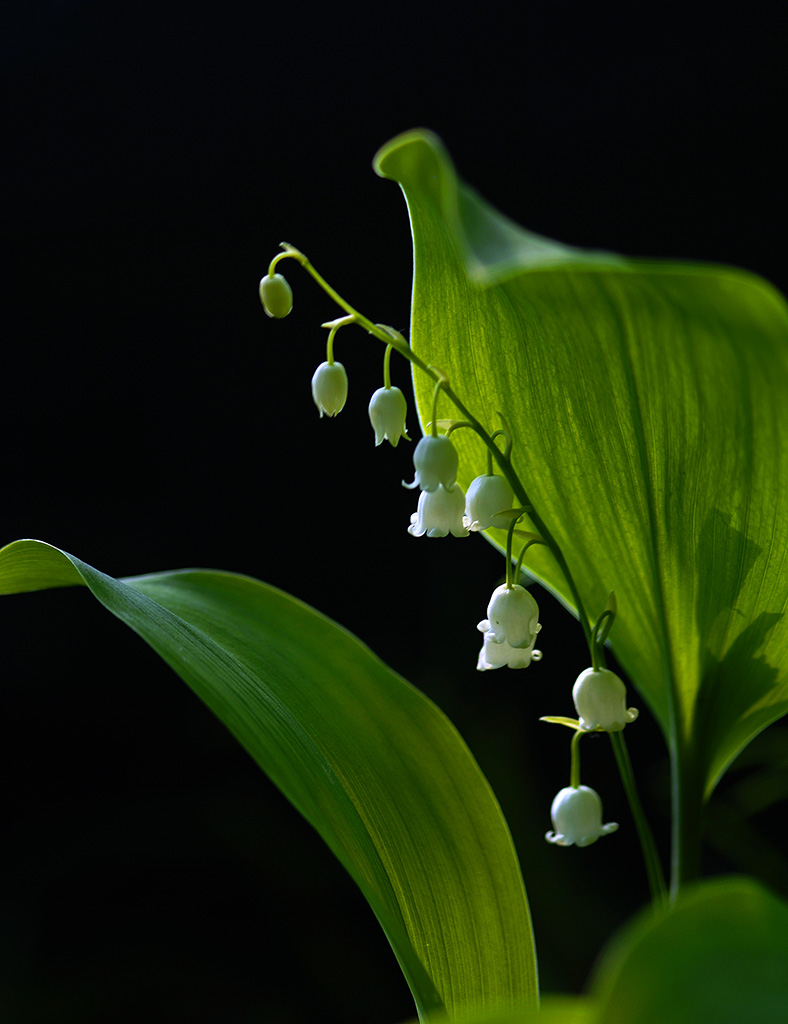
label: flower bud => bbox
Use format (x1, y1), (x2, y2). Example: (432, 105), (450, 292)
(368, 386), (409, 447)
(404, 435), (459, 492)
(259, 273), (293, 318)
(483, 584), (540, 649)
(464, 474), (515, 531)
(311, 361), (348, 418)
(408, 483), (468, 538)
(545, 785), (618, 847)
(572, 668), (639, 732)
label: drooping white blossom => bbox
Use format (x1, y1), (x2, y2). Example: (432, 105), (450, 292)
(404, 436), (459, 492)
(572, 668), (639, 732)
(483, 584), (541, 649)
(545, 786), (618, 848)
(368, 386), (409, 447)
(463, 474), (515, 531)
(311, 361), (348, 417)
(476, 632), (542, 671)
(408, 483), (468, 538)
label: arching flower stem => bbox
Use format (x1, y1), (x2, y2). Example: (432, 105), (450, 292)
(590, 604), (616, 671)
(514, 537), (547, 583)
(273, 242), (595, 651)
(322, 315), (356, 364)
(502, 511), (536, 588)
(429, 374), (450, 438)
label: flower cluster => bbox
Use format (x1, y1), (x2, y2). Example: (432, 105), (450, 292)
(261, 252), (645, 858)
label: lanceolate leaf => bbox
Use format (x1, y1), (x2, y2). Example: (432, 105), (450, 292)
(0, 539), (537, 1021)
(374, 130), (788, 806)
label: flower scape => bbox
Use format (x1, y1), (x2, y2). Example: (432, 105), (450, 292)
(260, 244), (645, 853)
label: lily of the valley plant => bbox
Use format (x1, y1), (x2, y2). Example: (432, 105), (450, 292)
(3, 129), (788, 1024)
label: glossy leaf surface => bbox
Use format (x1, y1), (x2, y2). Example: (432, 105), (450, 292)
(375, 130), (788, 798)
(0, 539), (537, 1021)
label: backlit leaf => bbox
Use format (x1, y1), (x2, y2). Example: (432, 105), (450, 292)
(374, 130), (788, 803)
(0, 539), (537, 1021)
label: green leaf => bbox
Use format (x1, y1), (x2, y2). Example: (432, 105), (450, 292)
(401, 878), (788, 1024)
(401, 994), (596, 1024)
(0, 539), (537, 1021)
(374, 129), (788, 805)
(589, 877), (788, 1023)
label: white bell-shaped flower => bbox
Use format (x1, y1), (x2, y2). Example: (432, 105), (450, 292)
(312, 361), (348, 418)
(259, 272), (293, 318)
(408, 483), (468, 538)
(572, 668), (639, 732)
(404, 436), (459, 492)
(463, 474), (515, 531)
(482, 584), (541, 649)
(476, 631), (542, 671)
(545, 785), (618, 847)
(368, 386), (409, 447)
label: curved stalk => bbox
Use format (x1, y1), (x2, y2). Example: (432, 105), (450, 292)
(274, 243), (595, 649)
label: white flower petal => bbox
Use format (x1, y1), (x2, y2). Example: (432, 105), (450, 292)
(464, 475), (515, 531)
(311, 361), (348, 417)
(572, 668), (638, 732)
(476, 631), (538, 671)
(408, 484), (468, 539)
(486, 584), (540, 649)
(546, 786), (618, 848)
(368, 386), (409, 447)
(410, 436), (459, 492)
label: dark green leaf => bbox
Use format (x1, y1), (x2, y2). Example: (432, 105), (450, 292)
(0, 539), (537, 1020)
(590, 877), (788, 1023)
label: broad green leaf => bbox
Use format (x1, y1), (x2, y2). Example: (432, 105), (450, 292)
(589, 877), (788, 1023)
(400, 879), (788, 1024)
(374, 130), (788, 802)
(0, 539), (536, 1022)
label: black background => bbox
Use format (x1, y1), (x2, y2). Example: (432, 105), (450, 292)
(2, 3), (786, 1023)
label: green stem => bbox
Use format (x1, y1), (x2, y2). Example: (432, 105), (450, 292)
(504, 516), (519, 589)
(275, 242), (595, 649)
(514, 537), (546, 582)
(383, 343), (393, 389)
(610, 731), (668, 909)
(670, 737), (704, 901)
(430, 378), (446, 438)
(570, 730), (583, 789)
